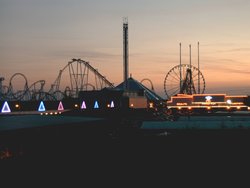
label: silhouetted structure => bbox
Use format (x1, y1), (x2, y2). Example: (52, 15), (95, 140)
(123, 18), (129, 91)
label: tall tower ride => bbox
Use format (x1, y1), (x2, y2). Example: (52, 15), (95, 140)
(123, 17), (129, 90)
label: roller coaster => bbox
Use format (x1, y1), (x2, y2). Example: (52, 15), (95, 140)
(0, 58), (114, 101)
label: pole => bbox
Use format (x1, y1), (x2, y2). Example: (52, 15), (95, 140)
(198, 42), (200, 94)
(180, 43), (182, 92)
(189, 44), (191, 68)
(189, 44), (192, 94)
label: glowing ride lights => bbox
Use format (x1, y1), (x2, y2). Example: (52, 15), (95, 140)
(167, 94), (249, 111)
(94, 101), (99, 109)
(110, 101), (114, 108)
(57, 101), (64, 111)
(107, 101), (115, 108)
(81, 101), (87, 109)
(38, 101), (46, 112)
(1, 101), (11, 113)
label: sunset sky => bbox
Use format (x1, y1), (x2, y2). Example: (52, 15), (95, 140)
(1, 0), (250, 98)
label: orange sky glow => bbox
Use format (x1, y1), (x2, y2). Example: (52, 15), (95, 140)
(1, 0), (250, 99)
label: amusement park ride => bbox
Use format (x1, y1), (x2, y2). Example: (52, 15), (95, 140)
(164, 43), (249, 113)
(0, 20), (249, 116)
(0, 58), (114, 102)
(164, 43), (205, 99)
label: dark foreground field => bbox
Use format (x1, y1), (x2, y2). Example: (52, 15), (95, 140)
(1, 119), (250, 185)
(1, 119), (250, 160)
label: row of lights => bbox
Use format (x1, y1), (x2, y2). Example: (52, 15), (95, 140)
(40, 111), (62, 116)
(177, 106), (248, 110)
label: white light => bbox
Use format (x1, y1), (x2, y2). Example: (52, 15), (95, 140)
(226, 99), (232, 104)
(205, 96), (212, 103)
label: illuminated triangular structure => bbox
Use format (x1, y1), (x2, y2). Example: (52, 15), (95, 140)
(38, 101), (46, 112)
(94, 101), (99, 109)
(110, 101), (114, 108)
(81, 101), (87, 109)
(58, 101), (64, 111)
(1, 101), (11, 113)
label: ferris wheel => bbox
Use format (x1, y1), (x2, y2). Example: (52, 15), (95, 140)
(164, 64), (206, 99)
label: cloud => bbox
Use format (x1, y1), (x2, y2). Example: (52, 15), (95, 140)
(205, 65), (250, 75)
(201, 42), (236, 47)
(47, 49), (121, 60)
(223, 68), (250, 75)
(216, 48), (250, 53)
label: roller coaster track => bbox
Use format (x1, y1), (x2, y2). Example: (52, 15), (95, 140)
(0, 58), (114, 101)
(49, 58), (114, 98)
